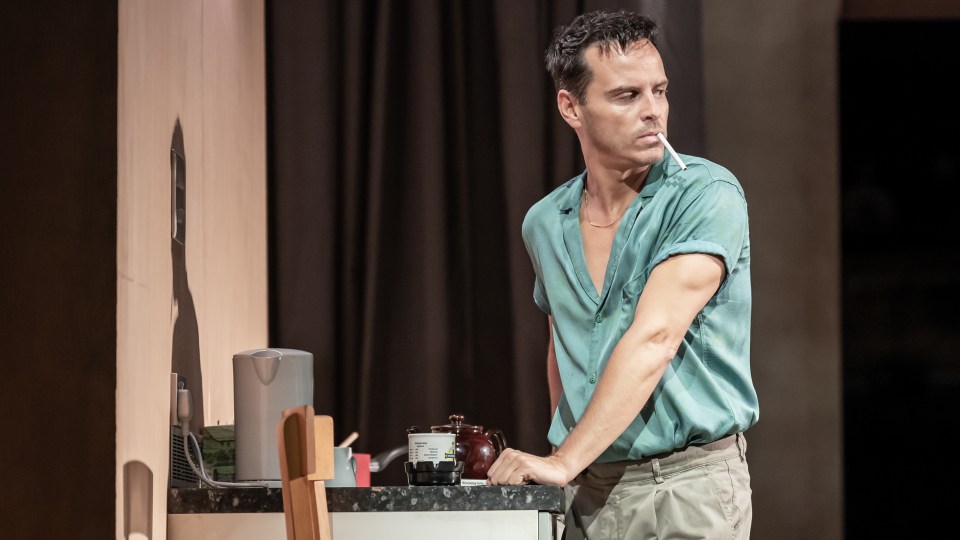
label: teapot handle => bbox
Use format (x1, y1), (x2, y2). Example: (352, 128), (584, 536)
(486, 428), (507, 455)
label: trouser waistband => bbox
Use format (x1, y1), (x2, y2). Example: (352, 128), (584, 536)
(577, 433), (747, 486)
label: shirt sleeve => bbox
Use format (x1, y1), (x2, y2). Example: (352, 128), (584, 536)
(522, 215), (552, 316)
(649, 179), (748, 279)
(533, 276), (551, 315)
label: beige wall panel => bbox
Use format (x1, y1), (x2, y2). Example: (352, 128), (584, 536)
(702, 2), (843, 539)
(199, 0), (268, 427)
(117, 0), (265, 537)
(117, 1), (203, 538)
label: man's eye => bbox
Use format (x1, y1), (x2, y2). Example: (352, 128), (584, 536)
(618, 92), (637, 101)
(655, 88), (668, 96)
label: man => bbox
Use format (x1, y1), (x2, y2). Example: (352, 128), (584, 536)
(487, 10), (758, 539)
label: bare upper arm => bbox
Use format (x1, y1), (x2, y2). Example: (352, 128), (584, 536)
(623, 253), (725, 355)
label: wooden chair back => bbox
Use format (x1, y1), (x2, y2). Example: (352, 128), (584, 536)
(277, 405), (334, 540)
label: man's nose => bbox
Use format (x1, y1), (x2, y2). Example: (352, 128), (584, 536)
(639, 92), (662, 121)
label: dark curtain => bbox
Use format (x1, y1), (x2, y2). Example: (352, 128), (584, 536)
(267, 0), (703, 485)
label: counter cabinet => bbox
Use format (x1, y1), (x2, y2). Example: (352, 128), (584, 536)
(168, 485), (565, 539)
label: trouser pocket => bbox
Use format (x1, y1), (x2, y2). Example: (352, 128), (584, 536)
(703, 457), (753, 538)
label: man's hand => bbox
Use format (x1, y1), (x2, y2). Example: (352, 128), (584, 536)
(486, 448), (573, 487)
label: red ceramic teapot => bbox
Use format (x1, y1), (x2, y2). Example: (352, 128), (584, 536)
(430, 414), (507, 481)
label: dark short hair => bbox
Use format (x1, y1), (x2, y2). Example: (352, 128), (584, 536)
(545, 10), (659, 104)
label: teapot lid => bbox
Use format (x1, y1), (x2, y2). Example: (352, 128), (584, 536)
(431, 414), (482, 433)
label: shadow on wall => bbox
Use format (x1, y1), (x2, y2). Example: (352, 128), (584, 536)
(170, 119), (204, 435)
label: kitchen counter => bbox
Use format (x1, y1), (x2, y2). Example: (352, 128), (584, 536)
(167, 485), (566, 540)
(168, 485), (565, 514)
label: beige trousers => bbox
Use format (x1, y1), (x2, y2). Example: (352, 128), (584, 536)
(562, 433), (752, 540)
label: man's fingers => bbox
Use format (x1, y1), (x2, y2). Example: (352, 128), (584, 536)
(488, 448), (525, 485)
(487, 449), (562, 486)
(486, 448), (509, 480)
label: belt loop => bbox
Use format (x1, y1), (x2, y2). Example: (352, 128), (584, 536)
(652, 458), (664, 484)
(736, 432), (746, 461)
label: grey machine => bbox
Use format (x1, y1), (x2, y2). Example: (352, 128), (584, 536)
(233, 348), (314, 484)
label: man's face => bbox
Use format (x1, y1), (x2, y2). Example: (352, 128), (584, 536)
(572, 40), (669, 171)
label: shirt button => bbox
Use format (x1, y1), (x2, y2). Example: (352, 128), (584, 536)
(595, 314), (603, 324)
(589, 374), (597, 384)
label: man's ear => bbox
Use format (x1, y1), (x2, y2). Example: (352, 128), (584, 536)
(557, 89), (583, 129)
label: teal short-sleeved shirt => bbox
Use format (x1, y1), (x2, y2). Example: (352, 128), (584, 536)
(522, 153), (758, 462)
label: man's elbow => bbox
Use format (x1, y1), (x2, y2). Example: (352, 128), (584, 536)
(649, 329), (681, 366)
(626, 325), (681, 367)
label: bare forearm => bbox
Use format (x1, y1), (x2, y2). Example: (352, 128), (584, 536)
(487, 254), (723, 488)
(552, 329), (673, 477)
(487, 333), (674, 488)
(553, 254), (724, 480)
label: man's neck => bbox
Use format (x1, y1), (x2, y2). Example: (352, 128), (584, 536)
(582, 158), (651, 211)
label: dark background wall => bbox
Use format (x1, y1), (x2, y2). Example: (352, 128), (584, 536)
(840, 19), (960, 538)
(702, 2), (843, 537)
(0, 2), (117, 538)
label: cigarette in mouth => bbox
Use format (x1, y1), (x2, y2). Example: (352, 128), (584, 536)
(656, 133), (687, 170)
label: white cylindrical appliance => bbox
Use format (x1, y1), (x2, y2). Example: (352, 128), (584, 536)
(233, 348), (313, 482)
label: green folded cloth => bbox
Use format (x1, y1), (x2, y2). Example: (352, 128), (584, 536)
(200, 425), (236, 478)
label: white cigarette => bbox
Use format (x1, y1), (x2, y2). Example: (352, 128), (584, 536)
(656, 133), (687, 170)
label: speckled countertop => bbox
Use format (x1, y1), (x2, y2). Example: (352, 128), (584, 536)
(168, 485), (564, 514)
